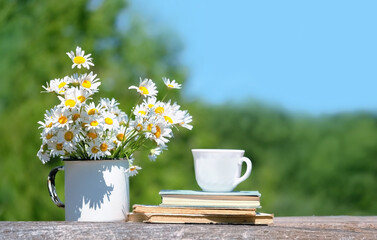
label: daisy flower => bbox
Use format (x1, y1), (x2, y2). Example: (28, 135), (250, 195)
(84, 115), (103, 131)
(144, 97), (158, 109)
(49, 142), (66, 158)
(38, 108), (57, 134)
(74, 87), (92, 106)
(145, 120), (172, 146)
(133, 104), (148, 117)
(38, 119), (54, 135)
(86, 130), (100, 141)
(148, 145), (167, 162)
(58, 88), (78, 109)
(128, 78), (158, 97)
(112, 125), (128, 146)
(79, 72), (101, 94)
(41, 80), (55, 93)
(126, 165), (142, 177)
(179, 110), (193, 130)
(70, 107), (83, 124)
(162, 77), (182, 89)
(57, 127), (79, 153)
(37, 147), (51, 164)
(66, 46), (94, 69)
(85, 102), (100, 116)
(101, 112), (119, 131)
(98, 140), (113, 157)
(87, 141), (104, 160)
(153, 101), (179, 124)
(52, 107), (73, 129)
(163, 109), (180, 125)
(40, 129), (57, 145)
(132, 116), (145, 132)
(46, 77), (71, 94)
(153, 101), (166, 115)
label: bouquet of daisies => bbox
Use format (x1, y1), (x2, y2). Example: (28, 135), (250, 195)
(37, 46), (192, 176)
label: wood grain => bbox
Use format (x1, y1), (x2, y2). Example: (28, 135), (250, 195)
(0, 216), (376, 239)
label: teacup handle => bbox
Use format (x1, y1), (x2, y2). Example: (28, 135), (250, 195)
(47, 166), (65, 208)
(233, 157), (252, 188)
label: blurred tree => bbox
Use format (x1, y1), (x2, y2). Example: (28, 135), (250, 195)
(0, 0), (376, 221)
(0, 0), (186, 220)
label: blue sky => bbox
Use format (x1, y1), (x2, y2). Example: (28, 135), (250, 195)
(131, 0), (377, 114)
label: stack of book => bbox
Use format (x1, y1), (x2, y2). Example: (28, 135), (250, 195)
(128, 190), (273, 225)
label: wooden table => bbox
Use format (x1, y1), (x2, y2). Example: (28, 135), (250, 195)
(1, 216), (376, 239)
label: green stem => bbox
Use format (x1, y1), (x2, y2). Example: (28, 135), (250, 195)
(113, 95), (144, 159)
(161, 92), (169, 102)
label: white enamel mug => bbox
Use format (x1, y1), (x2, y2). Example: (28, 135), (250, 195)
(192, 149), (252, 192)
(47, 159), (129, 222)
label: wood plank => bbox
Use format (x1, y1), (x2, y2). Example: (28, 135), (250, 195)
(0, 216), (376, 239)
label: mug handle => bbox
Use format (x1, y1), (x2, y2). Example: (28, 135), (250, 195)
(233, 157), (252, 188)
(47, 166), (65, 208)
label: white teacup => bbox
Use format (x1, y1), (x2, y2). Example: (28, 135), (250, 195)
(192, 149), (252, 192)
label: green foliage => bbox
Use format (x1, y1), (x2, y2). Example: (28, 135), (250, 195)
(0, 0), (376, 220)
(0, 0), (185, 220)
(130, 102), (377, 216)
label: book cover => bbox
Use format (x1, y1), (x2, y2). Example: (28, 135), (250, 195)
(159, 190), (261, 197)
(160, 198), (261, 208)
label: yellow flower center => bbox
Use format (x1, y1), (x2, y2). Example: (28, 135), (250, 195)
(164, 116), (173, 124)
(90, 121), (99, 126)
(73, 113), (80, 121)
(58, 82), (66, 89)
(56, 143), (63, 151)
(130, 166), (136, 171)
(58, 116), (68, 124)
(138, 110), (146, 115)
(116, 133), (124, 141)
(155, 107), (164, 114)
(87, 132), (97, 139)
(105, 117), (113, 125)
(64, 131), (74, 141)
(148, 104), (154, 108)
(46, 122), (53, 128)
(46, 133), (53, 139)
(91, 146), (99, 154)
(82, 80), (91, 88)
(100, 143), (108, 152)
(77, 96), (86, 103)
(87, 108), (97, 115)
(155, 126), (161, 138)
(147, 123), (153, 131)
(65, 99), (76, 107)
(81, 122), (87, 127)
(136, 123), (143, 131)
(73, 56), (86, 64)
(139, 86), (149, 95)
(168, 84), (174, 88)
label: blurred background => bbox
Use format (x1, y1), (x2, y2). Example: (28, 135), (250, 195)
(0, 0), (376, 220)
